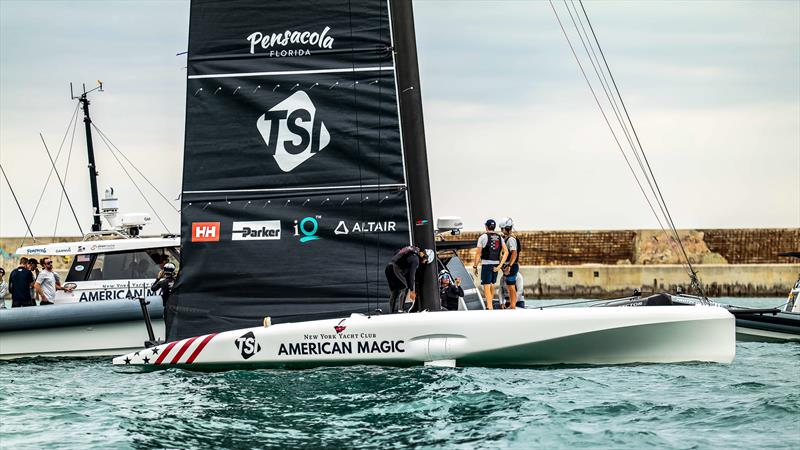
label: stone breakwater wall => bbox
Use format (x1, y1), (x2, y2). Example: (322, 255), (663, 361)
(453, 228), (799, 298)
(454, 228), (799, 266)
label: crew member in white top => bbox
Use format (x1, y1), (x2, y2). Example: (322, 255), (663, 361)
(34, 258), (72, 305)
(472, 219), (508, 310)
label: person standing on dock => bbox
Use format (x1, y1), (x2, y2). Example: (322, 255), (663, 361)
(0, 268), (8, 308)
(500, 218), (521, 309)
(473, 219), (508, 309)
(8, 257), (34, 307)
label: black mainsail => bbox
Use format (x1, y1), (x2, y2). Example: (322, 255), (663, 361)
(173, 0), (435, 339)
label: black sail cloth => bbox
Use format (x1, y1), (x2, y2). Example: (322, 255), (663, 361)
(173, 0), (416, 339)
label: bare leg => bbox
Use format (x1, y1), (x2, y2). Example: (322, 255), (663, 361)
(508, 284), (517, 309)
(484, 284), (494, 309)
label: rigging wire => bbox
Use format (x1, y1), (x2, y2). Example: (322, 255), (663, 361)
(21, 103), (80, 243)
(38, 133), (84, 236)
(575, 0), (705, 298)
(577, 0), (701, 288)
(347, 0), (373, 316)
(0, 163), (36, 241)
(562, 0), (694, 279)
(92, 125), (172, 234)
(90, 123), (180, 213)
(53, 104), (81, 237)
(546, 1), (670, 259)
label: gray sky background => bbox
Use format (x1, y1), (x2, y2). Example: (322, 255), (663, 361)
(1, 0), (798, 237)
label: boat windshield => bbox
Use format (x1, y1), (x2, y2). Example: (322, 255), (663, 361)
(66, 248), (177, 282)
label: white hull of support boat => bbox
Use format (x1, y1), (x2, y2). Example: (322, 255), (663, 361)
(0, 320), (165, 359)
(735, 326), (800, 343)
(114, 306), (735, 369)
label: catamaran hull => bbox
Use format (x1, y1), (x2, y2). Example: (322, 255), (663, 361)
(114, 306), (735, 369)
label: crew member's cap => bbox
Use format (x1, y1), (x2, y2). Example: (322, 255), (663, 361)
(438, 270), (452, 282)
(423, 249), (435, 264)
(500, 217), (514, 229)
(163, 263), (176, 273)
(484, 219), (496, 228)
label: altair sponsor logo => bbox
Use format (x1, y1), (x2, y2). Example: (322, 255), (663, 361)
(257, 91), (330, 172)
(232, 220), (281, 241)
(334, 220), (397, 235)
(246, 26), (334, 56)
(191, 222), (221, 242)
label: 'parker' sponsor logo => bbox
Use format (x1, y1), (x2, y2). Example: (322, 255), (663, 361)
(257, 91), (330, 172)
(191, 222), (220, 242)
(232, 220), (281, 241)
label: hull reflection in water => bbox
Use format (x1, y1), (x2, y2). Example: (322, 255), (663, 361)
(113, 306), (735, 369)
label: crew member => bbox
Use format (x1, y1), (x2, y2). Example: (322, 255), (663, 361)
(385, 246), (434, 313)
(34, 257), (73, 305)
(500, 217), (521, 309)
(151, 263), (177, 338)
(8, 257), (34, 307)
(473, 219), (507, 309)
(439, 271), (464, 311)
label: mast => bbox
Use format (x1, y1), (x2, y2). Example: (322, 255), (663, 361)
(389, 0), (438, 311)
(71, 82), (104, 232)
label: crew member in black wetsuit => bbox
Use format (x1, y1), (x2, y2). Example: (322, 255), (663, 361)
(151, 263), (177, 338)
(385, 246), (434, 313)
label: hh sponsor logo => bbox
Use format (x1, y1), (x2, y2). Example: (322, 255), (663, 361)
(235, 331), (261, 360)
(294, 216), (320, 243)
(232, 220), (281, 241)
(247, 26), (334, 56)
(191, 222), (220, 242)
(334, 221), (397, 235)
(257, 91), (330, 172)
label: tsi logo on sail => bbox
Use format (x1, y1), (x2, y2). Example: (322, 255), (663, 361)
(256, 91), (330, 173)
(232, 220), (281, 241)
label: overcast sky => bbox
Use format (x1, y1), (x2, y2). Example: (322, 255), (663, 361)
(1, 0), (798, 237)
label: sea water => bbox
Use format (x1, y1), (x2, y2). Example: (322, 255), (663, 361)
(1, 298), (798, 449)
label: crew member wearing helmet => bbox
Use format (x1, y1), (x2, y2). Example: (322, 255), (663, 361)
(500, 217), (521, 309)
(151, 263), (177, 339)
(473, 219), (508, 309)
(438, 270), (464, 311)
(385, 246), (434, 313)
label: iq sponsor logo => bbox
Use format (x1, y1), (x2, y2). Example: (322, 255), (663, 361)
(232, 220), (281, 241)
(334, 220), (397, 235)
(256, 91), (330, 172)
(246, 26), (334, 57)
(235, 331), (261, 360)
(191, 222), (221, 242)
(294, 216), (320, 243)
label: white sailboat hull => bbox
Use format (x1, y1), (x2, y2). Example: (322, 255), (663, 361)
(0, 320), (165, 360)
(114, 306), (735, 369)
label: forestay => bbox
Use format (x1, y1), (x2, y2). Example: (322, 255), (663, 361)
(174, 0), (415, 340)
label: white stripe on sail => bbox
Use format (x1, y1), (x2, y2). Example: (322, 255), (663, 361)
(183, 183), (406, 195)
(189, 66), (395, 80)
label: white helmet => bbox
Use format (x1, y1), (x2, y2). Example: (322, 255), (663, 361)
(500, 217), (514, 229)
(424, 249), (435, 264)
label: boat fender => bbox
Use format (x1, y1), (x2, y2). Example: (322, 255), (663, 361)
(263, 316), (271, 328)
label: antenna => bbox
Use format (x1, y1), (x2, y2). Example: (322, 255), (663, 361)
(70, 80), (105, 231)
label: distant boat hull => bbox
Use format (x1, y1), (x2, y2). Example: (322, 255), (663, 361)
(113, 306), (735, 369)
(0, 299), (164, 359)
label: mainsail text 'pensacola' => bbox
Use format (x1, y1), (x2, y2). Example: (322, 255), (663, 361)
(278, 340), (405, 356)
(247, 27), (334, 54)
